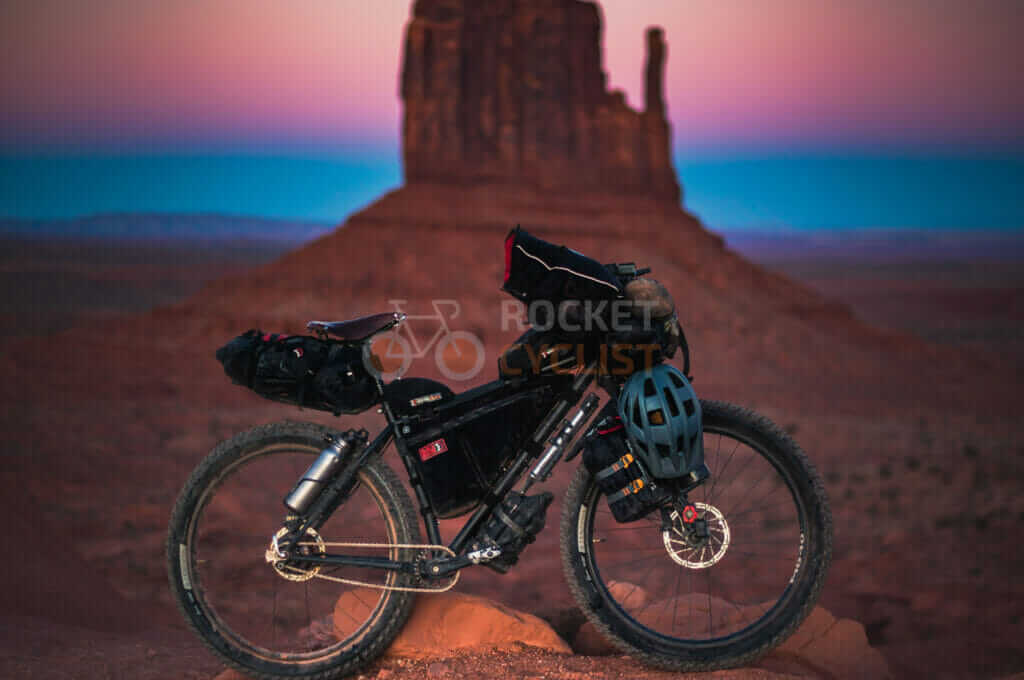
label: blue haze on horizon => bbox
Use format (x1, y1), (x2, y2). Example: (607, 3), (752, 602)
(1, 150), (1022, 234)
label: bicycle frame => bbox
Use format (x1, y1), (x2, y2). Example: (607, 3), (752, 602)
(286, 365), (602, 579)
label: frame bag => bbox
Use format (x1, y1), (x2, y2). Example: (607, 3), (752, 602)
(393, 381), (556, 519)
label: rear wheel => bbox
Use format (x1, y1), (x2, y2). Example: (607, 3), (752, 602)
(560, 400), (832, 670)
(167, 421), (420, 679)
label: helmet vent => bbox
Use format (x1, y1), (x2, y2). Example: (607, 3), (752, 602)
(677, 435), (686, 451)
(668, 371), (685, 388)
(656, 443), (671, 458)
(632, 400), (642, 427)
(683, 398), (696, 417)
(663, 387), (680, 417)
(690, 433), (699, 451)
(643, 379), (656, 397)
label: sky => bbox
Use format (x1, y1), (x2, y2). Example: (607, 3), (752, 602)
(1, 0), (1022, 230)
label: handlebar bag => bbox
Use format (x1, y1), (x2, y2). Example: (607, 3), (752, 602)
(502, 226), (622, 314)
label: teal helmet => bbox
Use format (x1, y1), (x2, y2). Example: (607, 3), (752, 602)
(617, 363), (703, 479)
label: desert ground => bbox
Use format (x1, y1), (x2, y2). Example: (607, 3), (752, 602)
(0, 230), (1021, 679)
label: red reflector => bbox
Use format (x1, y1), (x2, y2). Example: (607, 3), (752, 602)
(418, 439), (448, 461)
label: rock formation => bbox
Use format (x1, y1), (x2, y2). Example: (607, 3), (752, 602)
(335, 591), (572, 659)
(572, 594), (892, 680)
(401, 0), (680, 203)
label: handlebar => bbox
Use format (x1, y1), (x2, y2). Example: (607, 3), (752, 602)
(605, 262), (651, 284)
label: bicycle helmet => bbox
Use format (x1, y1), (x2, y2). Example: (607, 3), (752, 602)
(617, 363), (703, 479)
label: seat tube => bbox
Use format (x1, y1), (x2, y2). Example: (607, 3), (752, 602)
(382, 398), (444, 545)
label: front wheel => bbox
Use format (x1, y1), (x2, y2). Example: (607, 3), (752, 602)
(560, 400), (832, 671)
(167, 421), (421, 680)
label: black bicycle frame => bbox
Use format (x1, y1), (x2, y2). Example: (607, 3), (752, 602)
(294, 365), (600, 577)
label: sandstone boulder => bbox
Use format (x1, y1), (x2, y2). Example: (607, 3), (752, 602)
(760, 606), (891, 680)
(215, 589), (886, 679)
(570, 584), (889, 679)
(334, 590), (572, 659)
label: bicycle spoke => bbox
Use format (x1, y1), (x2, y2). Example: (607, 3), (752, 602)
(724, 478), (786, 521)
(725, 500), (797, 524)
(671, 564), (682, 632)
(705, 438), (740, 505)
(585, 414), (817, 647)
(184, 436), (403, 661)
(305, 581), (311, 631)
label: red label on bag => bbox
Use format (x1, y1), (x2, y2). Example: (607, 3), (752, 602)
(418, 439), (448, 461)
(504, 232), (514, 282)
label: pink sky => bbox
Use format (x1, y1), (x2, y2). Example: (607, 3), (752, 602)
(2, 0), (1022, 153)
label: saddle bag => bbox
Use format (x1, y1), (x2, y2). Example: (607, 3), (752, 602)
(473, 491), (553, 573)
(582, 411), (664, 523)
(215, 330), (379, 415)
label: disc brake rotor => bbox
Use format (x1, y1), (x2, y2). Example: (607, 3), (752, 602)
(663, 501), (731, 569)
(265, 527), (325, 582)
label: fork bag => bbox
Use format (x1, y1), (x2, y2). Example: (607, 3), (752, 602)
(582, 412), (663, 523)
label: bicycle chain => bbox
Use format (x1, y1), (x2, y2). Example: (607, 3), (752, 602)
(280, 541), (461, 593)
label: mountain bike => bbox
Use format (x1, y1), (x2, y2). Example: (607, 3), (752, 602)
(167, 229), (831, 680)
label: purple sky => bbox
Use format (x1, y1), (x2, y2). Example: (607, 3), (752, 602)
(3, 0), (1022, 154)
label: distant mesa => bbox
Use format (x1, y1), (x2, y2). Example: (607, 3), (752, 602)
(401, 0), (680, 203)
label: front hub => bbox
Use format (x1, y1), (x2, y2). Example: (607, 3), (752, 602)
(662, 502), (730, 568)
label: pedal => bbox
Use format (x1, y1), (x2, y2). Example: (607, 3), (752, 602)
(467, 545), (502, 564)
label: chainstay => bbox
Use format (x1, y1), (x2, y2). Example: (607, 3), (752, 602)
(287, 541), (460, 593)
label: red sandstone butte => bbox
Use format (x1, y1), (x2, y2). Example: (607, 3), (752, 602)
(401, 0), (678, 203)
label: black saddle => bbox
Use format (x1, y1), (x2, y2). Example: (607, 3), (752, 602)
(307, 312), (404, 342)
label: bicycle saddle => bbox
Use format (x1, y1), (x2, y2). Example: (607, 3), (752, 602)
(307, 312), (405, 342)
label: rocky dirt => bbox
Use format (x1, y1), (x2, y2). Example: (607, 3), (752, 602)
(213, 592), (888, 680)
